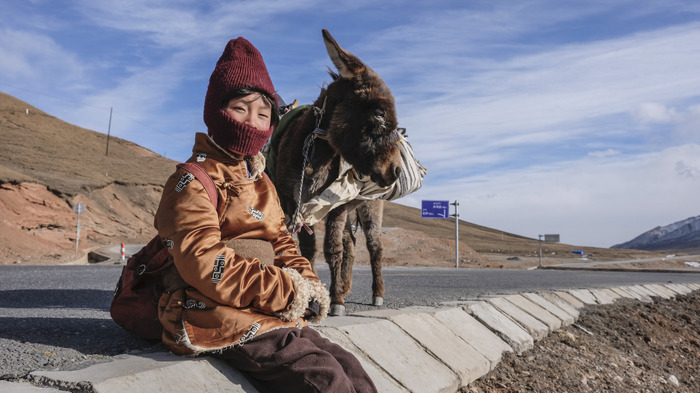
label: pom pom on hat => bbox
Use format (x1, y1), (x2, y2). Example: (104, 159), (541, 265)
(204, 37), (277, 156)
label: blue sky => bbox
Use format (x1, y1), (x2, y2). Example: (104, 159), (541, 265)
(2, 0), (700, 248)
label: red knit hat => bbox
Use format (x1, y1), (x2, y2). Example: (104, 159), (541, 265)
(204, 37), (276, 156)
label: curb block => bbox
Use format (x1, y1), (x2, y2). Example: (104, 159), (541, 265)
(539, 292), (581, 318)
(503, 294), (561, 331)
(354, 309), (491, 386)
(522, 292), (575, 326)
(465, 301), (534, 355)
(553, 290), (586, 308)
(29, 351), (259, 393)
(609, 286), (639, 301)
(431, 307), (512, 370)
(315, 321), (409, 393)
(332, 317), (459, 393)
(623, 285), (654, 302)
(568, 289), (598, 305)
(486, 297), (550, 340)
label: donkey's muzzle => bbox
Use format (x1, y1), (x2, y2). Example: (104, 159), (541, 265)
(372, 164), (401, 188)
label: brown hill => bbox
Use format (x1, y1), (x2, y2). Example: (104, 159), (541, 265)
(0, 91), (673, 267)
(380, 203), (673, 268)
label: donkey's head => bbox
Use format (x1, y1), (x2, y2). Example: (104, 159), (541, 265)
(321, 29), (402, 188)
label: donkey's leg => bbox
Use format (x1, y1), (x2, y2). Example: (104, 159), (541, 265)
(297, 227), (318, 274)
(340, 210), (357, 297)
(358, 201), (385, 306)
(324, 207), (349, 316)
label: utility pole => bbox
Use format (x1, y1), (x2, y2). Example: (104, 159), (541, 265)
(538, 234), (543, 268)
(74, 204), (84, 252)
(105, 107), (113, 156)
(451, 200), (459, 268)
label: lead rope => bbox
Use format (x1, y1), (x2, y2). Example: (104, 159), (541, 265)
(290, 96), (327, 232)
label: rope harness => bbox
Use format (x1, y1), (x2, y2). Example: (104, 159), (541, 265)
(291, 96), (327, 231)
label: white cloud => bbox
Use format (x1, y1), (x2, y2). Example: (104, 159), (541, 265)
(676, 160), (700, 179)
(402, 23), (700, 139)
(673, 104), (700, 143)
(630, 102), (700, 144)
(388, 21), (700, 220)
(0, 28), (87, 91)
(631, 102), (677, 124)
(588, 149), (620, 158)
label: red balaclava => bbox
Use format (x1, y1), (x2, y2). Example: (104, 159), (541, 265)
(203, 37), (276, 156)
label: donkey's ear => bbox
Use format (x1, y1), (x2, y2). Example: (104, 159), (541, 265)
(322, 29), (366, 79)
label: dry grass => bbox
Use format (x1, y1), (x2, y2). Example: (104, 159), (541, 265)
(0, 91), (175, 196)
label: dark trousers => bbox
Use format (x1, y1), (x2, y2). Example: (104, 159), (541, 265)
(214, 326), (377, 393)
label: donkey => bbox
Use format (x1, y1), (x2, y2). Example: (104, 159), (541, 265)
(270, 30), (402, 316)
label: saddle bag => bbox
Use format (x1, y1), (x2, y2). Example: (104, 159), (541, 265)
(383, 130), (427, 201)
(109, 162), (218, 340)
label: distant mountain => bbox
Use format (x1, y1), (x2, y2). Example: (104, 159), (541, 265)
(612, 216), (700, 252)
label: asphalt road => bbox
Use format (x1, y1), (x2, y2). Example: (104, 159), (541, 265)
(1, 263), (699, 379)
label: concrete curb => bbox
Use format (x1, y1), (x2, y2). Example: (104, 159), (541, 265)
(5, 282), (698, 393)
(541, 266), (700, 274)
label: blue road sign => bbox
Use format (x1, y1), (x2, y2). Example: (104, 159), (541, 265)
(422, 200), (450, 219)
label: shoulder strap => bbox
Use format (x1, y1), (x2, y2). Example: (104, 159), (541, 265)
(176, 162), (219, 208)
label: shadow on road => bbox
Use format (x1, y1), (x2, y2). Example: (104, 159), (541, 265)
(0, 288), (162, 355)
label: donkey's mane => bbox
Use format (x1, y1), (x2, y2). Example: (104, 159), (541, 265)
(327, 70), (340, 81)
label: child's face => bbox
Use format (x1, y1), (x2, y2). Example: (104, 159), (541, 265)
(224, 93), (272, 131)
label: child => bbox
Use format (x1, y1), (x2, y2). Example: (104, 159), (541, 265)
(154, 36), (377, 393)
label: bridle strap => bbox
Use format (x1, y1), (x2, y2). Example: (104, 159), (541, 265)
(291, 96), (328, 230)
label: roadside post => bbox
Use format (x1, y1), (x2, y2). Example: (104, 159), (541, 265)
(121, 243), (126, 261)
(422, 200), (460, 268)
(451, 201), (459, 268)
(74, 203), (84, 252)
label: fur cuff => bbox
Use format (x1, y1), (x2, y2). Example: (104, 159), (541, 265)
(276, 268), (330, 323)
(305, 278), (330, 324)
(276, 268), (310, 322)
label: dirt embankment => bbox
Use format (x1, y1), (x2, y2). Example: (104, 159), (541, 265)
(467, 291), (700, 393)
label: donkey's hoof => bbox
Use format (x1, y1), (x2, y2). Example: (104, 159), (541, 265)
(372, 296), (384, 306)
(330, 304), (346, 316)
